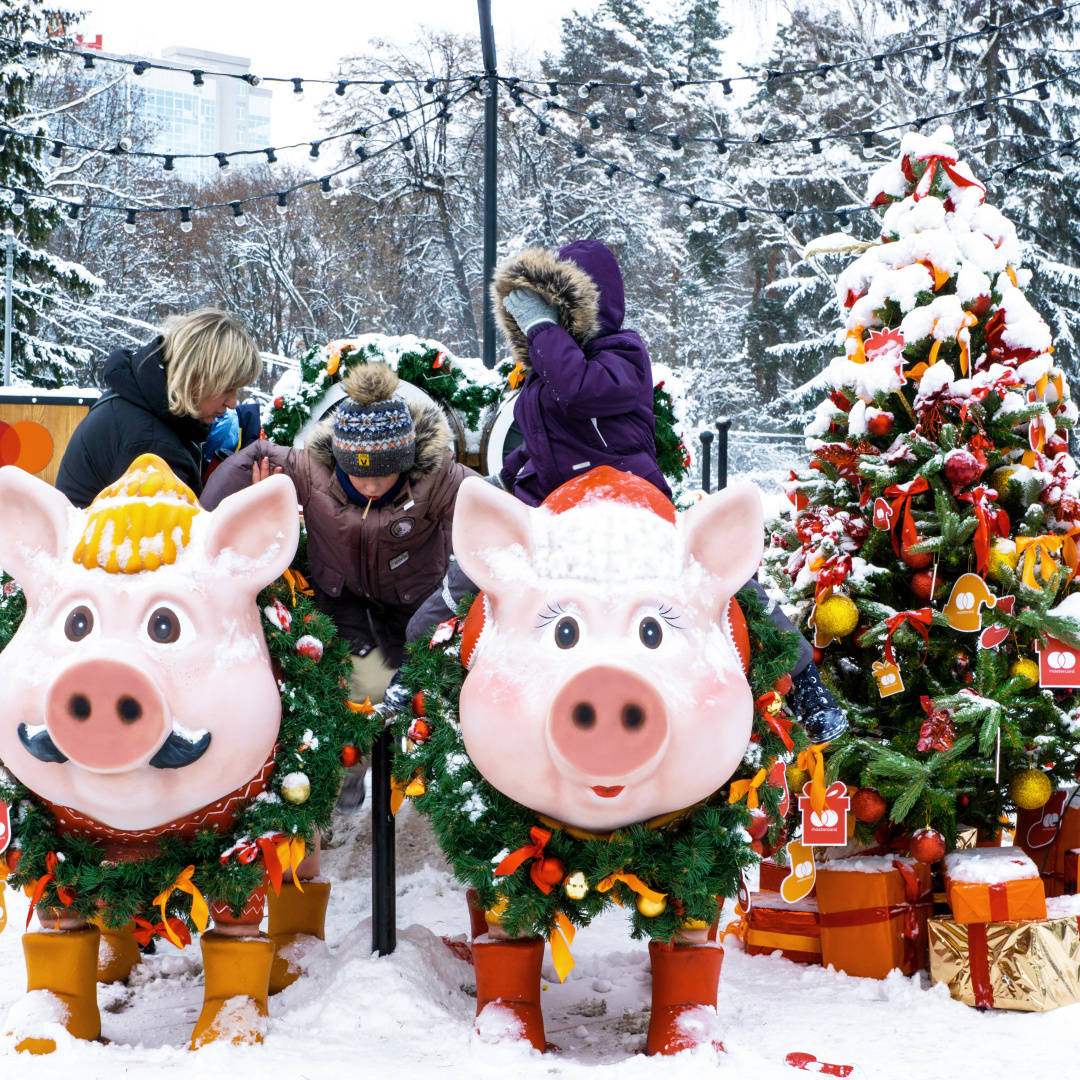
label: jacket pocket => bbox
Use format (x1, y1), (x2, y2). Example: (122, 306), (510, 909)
(318, 567), (345, 598)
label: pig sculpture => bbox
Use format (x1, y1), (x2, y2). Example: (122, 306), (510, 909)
(0, 454), (340, 1053)
(393, 466), (778, 1056)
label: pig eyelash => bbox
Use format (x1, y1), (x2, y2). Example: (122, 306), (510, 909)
(535, 602), (568, 630)
(657, 605), (688, 631)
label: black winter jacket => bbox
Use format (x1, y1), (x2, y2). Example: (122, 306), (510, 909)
(56, 338), (209, 508)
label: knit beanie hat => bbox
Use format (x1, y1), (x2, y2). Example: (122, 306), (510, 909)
(331, 362), (416, 477)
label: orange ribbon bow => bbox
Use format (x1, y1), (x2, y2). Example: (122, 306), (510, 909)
(596, 872), (666, 909)
(133, 915), (192, 948)
(1016, 534), (1079, 591)
(495, 827), (559, 894)
(152, 865), (209, 947)
(729, 768), (768, 810)
(25, 852), (75, 929)
(796, 745), (830, 816)
(881, 477), (930, 558)
(282, 567), (315, 605)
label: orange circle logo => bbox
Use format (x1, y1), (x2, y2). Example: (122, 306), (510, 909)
(0, 420), (54, 474)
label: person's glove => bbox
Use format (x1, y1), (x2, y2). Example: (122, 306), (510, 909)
(503, 288), (557, 334)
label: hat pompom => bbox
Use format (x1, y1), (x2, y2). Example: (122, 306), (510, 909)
(341, 361), (399, 406)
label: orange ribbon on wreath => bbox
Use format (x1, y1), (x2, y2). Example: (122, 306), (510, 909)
(883, 607), (934, 666)
(958, 487), (1009, 577)
(755, 693), (795, 751)
(881, 477), (930, 558)
(797, 744), (830, 816)
(25, 852), (75, 929)
(1016, 534), (1080, 590)
(133, 915), (192, 948)
(390, 773), (427, 815)
(152, 866), (209, 947)
(596, 872), (666, 909)
(495, 827), (558, 894)
(728, 767), (768, 810)
(549, 911), (576, 982)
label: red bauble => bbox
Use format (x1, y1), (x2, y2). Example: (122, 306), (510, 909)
(959, 794), (971, 807)
(910, 827), (946, 863)
(867, 412), (894, 437)
(910, 569), (945, 602)
(411, 691), (427, 717)
(273, 396), (284, 409)
(534, 857), (566, 887)
(295, 634), (324, 662)
(340, 745), (360, 767)
(943, 448), (983, 491)
(773, 673), (792, 696)
(900, 540), (933, 569)
(851, 787), (887, 824)
(407, 718), (431, 744)
(747, 809), (769, 839)
(751, 839), (764, 855)
(968, 294), (991, 318)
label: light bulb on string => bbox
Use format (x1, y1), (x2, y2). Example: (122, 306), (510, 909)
(678, 195), (699, 218)
(1034, 81), (1051, 102)
(720, 79), (733, 95)
(578, 81), (595, 99)
(424, 78), (437, 94)
(537, 119), (549, 136)
(380, 80), (395, 95)
(123, 208), (136, 234)
(588, 113), (602, 132)
(132, 61), (149, 76)
(835, 209), (852, 233)
(757, 68), (774, 87)
(82, 53), (94, 70)
(604, 162), (619, 184)
(320, 176), (334, 199)
(928, 42), (944, 62)
(401, 134), (415, 154)
(292, 78), (304, 101)
(243, 73), (260, 86)
(354, 143), (369, 161)
(264, 147), (278, 164)
(668, 133), (684, 156)
(861, 130), (875, 158)
(66, 203), (80, 221)
(191, 69), (204, 87)
(179, 207), (192, 233)
(872, 55), (886, 83)
(668, 78), (685, 94)
(809, 137), (823, 154)
(735, 205), (749, 231)
(276, 192), (288, 216)
(215, 152), (230, 170)
(714, 137), (728, 155)
(336, 80), (348, 96)
(49, 140), (62, 163)
(309, 141), (321, 159)
(231, 202), (247, 227)
(968, 14), (990, 31)
(548, 81), (560, 97)
(572, 141), (587, 159)
(633, 83), (647, 100)
(653, 170), (667, 188)
(11, 193), (24, 217)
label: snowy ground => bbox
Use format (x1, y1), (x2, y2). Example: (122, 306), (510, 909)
(2, 796), (1079, 1079)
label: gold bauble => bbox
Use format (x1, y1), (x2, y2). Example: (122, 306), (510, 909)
(679, 918), (709, 931)
(485, 896), (509, 924)
(564, 872), (589, 901)
(786, 765), (811, 794)
(987, 538), (1019, 583)
(1009, 768), (1052, 811)
(814, 595), (859, 640)
(281, 773), (311, 805)
(1010, 658), (1040, 689)
(636, 893), (667, 918)
(990, 465), (1020, 494)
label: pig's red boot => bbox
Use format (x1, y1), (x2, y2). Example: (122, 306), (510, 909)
(646, 941), (724, 1055)
(472, 937), (546, 1051)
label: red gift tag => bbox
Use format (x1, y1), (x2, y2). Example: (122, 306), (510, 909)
(799, 781), (850, 846)
(1037, 635), (1080, 687)
(0, 801), (9, 854)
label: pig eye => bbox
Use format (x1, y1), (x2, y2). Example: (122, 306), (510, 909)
(148, 607), (181, 644)
(639, 617), (663, 649)
(64, 605), (94, 641)
(555, 616), (580, 649)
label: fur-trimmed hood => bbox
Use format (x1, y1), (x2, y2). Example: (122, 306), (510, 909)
(306, 396), (453, 481)
(492, 240), (626, 367)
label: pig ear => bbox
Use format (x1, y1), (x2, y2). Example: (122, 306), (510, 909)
(0, 465), (72, 598)
(452, 477), (533, 593)
(681, 481), (764, 602)
(199, 474), (300, 590)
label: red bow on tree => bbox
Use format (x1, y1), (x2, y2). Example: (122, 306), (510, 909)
(884, 608), (934, 666)
(907, 151), (986, 203)
(815, 554), (853, 603)
(881, 477), (930, 558)
(495, 827), (559, 895)
(958, 486), (1010, 577)
(916, 696), (955, 752)
(133, 915), (192, 948)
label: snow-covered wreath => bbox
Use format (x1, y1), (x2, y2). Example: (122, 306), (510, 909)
(389, 587), (806, 961)
(0, 573), (379, 942)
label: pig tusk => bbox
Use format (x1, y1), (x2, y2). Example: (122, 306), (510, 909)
(17, 723), (69, 764)
(149, 728), (212, 769)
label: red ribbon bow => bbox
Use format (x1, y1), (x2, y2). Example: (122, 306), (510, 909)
(891, 859), (932, 969)
(26, 852), (75, 929)
(815, 554), (853, 604)
(883, 608), (933, 666)
(911, 152), (985, 202)
(881, 477), (930, 558)
(133, 915), (192, 948)
(495, 827), (557, 895)
(958, 486), (1009, 576)
(220, 834), (287, 894)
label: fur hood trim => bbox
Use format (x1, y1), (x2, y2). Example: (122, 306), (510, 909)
(307, 396), (452, 480)
(491, 247), (600, 368)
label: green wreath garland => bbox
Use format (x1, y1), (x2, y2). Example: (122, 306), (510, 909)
(0, 575), (380, 936)
(389, 586), (806, 945)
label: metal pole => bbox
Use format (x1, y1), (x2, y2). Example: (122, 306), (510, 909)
(3, 236), (13, 386)
(699, 430), (713, 494)
(716, 418), (731, 490)
(370, 729), (396, 956)
(478, 0), (498, 369)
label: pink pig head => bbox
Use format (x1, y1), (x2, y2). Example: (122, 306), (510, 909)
(453, 467), (764, 831)
(0, 454), (299, 833)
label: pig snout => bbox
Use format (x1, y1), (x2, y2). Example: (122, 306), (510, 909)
(44, 660), (170, 773)
(548, 666), (668, 779)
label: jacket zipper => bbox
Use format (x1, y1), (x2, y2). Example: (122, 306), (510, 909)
(591, 417), (608, 446)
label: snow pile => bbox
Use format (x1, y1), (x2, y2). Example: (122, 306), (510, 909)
(944, 848), (1039, 884)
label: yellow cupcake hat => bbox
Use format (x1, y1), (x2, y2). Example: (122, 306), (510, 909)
(73, 454), (202, 574)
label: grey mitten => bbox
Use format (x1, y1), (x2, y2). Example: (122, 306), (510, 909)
(503, 288), (557, 334)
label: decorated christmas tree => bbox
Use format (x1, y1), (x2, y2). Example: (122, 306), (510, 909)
(766, 126), (1080, 853)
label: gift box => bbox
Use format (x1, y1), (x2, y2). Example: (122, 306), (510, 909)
(745, 893), (821, 964)
(1014, 789), (1080, 897)
(943, 848), (1046, 924)
(815, 855), (932, 979)
(928, 896), (1080, 1011)
(758, 859), (816, 897)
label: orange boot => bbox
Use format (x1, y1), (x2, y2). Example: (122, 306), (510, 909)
(646, 941), (724, 1055)
(471, 937), (546, 1051)
(267, 880), (331, 994)
(96, 922), (142, 984)
(190, 931), (273, 1048)
(15, 926), (101, 1054)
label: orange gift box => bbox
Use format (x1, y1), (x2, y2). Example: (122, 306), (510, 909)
(815, 855), (932, 979)
(745, 893), (821, 964)
(759, 860), (816, 897)
(943, 849), (1047, 924)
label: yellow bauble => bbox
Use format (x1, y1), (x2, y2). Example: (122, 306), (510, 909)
(987, 539), (1019, 582)
(281, 772), (311, 805)
(1009, 768), (1052, 811)
(485, 896), (509, 924)
(814, 595), (859, 640)
(680, 918), (709, 931)
(786, 765), (811, 794)
(1010, 658), (1039, 688)
(564, 872), (589, 901)
(637, 893), (667, 917)
(990, 465), (1020, 493)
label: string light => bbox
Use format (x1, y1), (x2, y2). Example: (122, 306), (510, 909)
(123, 208), (136, 234)
(320, 176), (334, 198)
(380, 80), (395, 94)
(231, 202), (246, 227)
(336, 80), (348, 96)
(264, 148), (278, 164)
(215, 152), (230, 170)
(11, 193), (24, 216)
(276, 192), (288, 215)
(179, 207), (192, 232)
(66, 203), (80, 221)
(132, 61), (149, 76)
(292, 78), (304, 100)
(309, 141), (321, 159)
(48, 140), (62, 163)
(191, 70), (204, 87)
(162, 155), (175, 171)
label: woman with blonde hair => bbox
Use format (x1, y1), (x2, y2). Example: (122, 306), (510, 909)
(56, 308), (262, 507)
